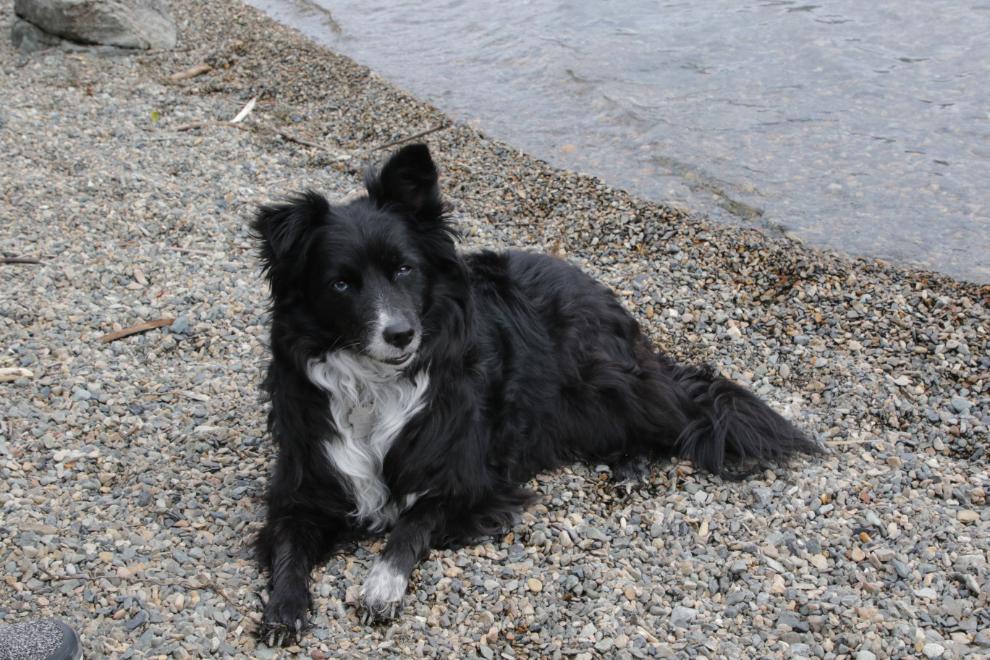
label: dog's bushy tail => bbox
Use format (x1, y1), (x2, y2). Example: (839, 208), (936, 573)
(667, 363), (821, 480)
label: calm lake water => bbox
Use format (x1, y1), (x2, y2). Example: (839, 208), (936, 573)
(246, 0), (990, 284)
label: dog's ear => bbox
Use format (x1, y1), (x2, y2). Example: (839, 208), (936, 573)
(365, 144), (444, 223)
(252, 191), (330, 259)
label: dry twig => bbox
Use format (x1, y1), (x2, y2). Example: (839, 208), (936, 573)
(161, 246), (212, 255)
(175, 120), (251, 132)
(373, 124), (448, 151)
(231, 97), (257, 123)
(1, 256), (42, 265)
(98, 318), (175, 344)
(268, 125), (337, 154)
(0, 368), (35, 383)
(169, 63), (213, 81)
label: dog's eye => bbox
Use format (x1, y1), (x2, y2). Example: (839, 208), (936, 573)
(332, 280), (349, 292)
(396, 266), (413, 277)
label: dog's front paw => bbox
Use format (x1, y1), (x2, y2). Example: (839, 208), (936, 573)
(260, 590), (309, 646)
(359, 560), (408, 623)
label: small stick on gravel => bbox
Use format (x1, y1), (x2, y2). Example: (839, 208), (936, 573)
(98, 318), (175, 343)
(169, 63), (214, 80)
(173, 120), (346, 159)
(373, 124), (447, 151)
(1, 256), (42, 265)
(0, 368), (35, 383)
(162, 245), (213, 255)
(266, 125), (340, 154)
(175, 120), (252, 132)
(231, 97), (257, 123)
(40, 568), (106, 583)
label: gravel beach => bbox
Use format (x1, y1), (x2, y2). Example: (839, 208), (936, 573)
(2, 1), (990, 660)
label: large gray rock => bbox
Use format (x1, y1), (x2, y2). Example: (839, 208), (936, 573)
(14, 0), (177, 50)
(11, 17), (63, 53)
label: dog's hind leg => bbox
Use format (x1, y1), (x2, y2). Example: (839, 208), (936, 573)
(360, 502), (441, 621)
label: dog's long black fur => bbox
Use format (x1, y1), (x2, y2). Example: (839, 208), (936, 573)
(251, 144), (819, 635)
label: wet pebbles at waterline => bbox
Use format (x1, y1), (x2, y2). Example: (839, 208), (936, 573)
(2, 0), (990, 659)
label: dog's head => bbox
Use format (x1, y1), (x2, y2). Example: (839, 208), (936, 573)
(253, 144), (456, 367)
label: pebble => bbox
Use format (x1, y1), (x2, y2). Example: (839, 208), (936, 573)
(169, 316), (191, 335)
(669, 606), (698, 629)
(873, 547), (895, 562)
(752, 487), (774, 507)
(124, 610), (148, 630)
(952, 397), (972, 413)
(1, 0), (989, 659)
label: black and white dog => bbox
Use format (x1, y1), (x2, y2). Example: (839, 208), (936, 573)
(251, 144), (818, 636)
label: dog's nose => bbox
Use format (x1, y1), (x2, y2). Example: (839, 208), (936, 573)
(382, 320), (415, 349)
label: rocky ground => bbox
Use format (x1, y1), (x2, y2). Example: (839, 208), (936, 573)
(2, 1), (990, 659)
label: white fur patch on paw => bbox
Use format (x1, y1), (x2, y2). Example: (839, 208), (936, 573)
(360, 559), (408, 615)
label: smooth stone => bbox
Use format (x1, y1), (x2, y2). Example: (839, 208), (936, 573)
(10, 16), (62, 52)
(594, 637), (614, 653)
(952, 397), (972, 413)
(170, 316), (191, 334)
(14, 0), (177, 49)
(125, 610), (148, 630)
(874, 548), (895, 562)
(957, 510), (979, 523)
(71, 388), (91, 401)
(777, 612), (802, 629)
(753, 487), (773, 507)
(670, 605), (698, 629)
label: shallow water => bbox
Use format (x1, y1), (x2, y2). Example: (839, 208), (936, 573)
(245, 0), (990, 283)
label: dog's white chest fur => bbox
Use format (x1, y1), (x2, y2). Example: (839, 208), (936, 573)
(307, 352), (429, 530)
